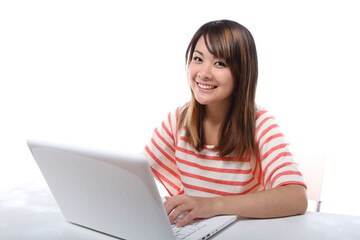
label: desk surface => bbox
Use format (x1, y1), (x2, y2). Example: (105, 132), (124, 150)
(1, 182), (360, 240)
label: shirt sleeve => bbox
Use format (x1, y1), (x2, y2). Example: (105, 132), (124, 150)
(255, 108), (307, 190)
(142, 109), (184, 196)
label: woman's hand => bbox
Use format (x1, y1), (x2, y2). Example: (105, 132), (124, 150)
(164, 195), (218, 227)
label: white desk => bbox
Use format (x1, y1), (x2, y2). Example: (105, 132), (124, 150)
(1, 182), (360, 240)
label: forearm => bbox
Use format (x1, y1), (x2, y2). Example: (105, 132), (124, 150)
(213, 184), (308, 218)
(165, 184), (307, 227)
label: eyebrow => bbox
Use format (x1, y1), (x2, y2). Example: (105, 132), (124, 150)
(194, 50), (204, 56)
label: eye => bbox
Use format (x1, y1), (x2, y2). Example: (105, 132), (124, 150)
(215, 61), (227, 67)
(192, 56), (202, 62)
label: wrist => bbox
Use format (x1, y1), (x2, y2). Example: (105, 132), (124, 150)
(211, 196), (227, 216)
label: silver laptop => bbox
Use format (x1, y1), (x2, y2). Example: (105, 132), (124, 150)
(27, 139), (237, 240)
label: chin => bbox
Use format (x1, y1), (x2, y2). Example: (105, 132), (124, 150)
(194, 98), (210, 106)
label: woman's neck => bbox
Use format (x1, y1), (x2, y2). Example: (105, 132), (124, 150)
(204, 100), (231, 126)
(202, 101), (231, 146)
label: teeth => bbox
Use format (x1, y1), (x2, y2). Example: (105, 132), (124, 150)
(197, 82), (216, 89)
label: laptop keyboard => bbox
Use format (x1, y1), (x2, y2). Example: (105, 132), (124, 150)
(171, 215), (207, 240)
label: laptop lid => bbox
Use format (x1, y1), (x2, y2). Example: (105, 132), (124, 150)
(27, 139), (237, 240)
(27, 139), (175, 240)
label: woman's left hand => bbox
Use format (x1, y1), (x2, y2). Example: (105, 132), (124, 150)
(164, 195), (217, 227)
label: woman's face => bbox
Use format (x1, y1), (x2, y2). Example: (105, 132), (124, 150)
(188, 36), (234, 108)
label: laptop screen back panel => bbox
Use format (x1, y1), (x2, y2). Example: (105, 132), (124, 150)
(28, 140), (175, 240)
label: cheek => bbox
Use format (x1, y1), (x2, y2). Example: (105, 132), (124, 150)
(187, 64), (196, 79)
(229, 75), (235, 90)
(187, 64), (198, 85)
(218, 71), (234, 89)
(226, 71), (235, 90)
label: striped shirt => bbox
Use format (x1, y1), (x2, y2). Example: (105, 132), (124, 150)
(143, 106), (306, 197)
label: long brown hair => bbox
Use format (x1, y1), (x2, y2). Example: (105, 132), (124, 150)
(178, 20), (259, 161)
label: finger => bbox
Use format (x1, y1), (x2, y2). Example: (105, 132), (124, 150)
(176, 210), (196, 227)
(164, 197), (176, 215)
(168, 206), (186, 224)
(163, 196), (171, 208)
(169, 203), (193, 225)
(164, 195), (184, 215)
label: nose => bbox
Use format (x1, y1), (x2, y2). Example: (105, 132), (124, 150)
(197, 64), (213, 80)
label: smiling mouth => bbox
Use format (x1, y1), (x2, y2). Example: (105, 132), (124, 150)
(196, 81), (217, 90)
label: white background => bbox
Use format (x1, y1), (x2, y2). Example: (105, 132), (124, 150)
(1, 0), (359, 215)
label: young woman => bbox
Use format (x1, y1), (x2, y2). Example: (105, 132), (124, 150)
(143, 20), (307, 227)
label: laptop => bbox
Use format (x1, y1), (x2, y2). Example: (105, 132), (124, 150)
(27, 139), (237, 240)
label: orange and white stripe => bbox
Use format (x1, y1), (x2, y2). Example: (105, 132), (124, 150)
(143, 106), (306, 197)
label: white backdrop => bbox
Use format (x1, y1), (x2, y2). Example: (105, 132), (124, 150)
(1, 0), (359, 215)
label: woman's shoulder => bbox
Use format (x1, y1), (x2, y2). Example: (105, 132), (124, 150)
(170, 103), (189, 122)
(255, 105), (279, 129)
(255, 104), (272, 119)
(162, 103), (189, 132)
(177, 102), (189, 114)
